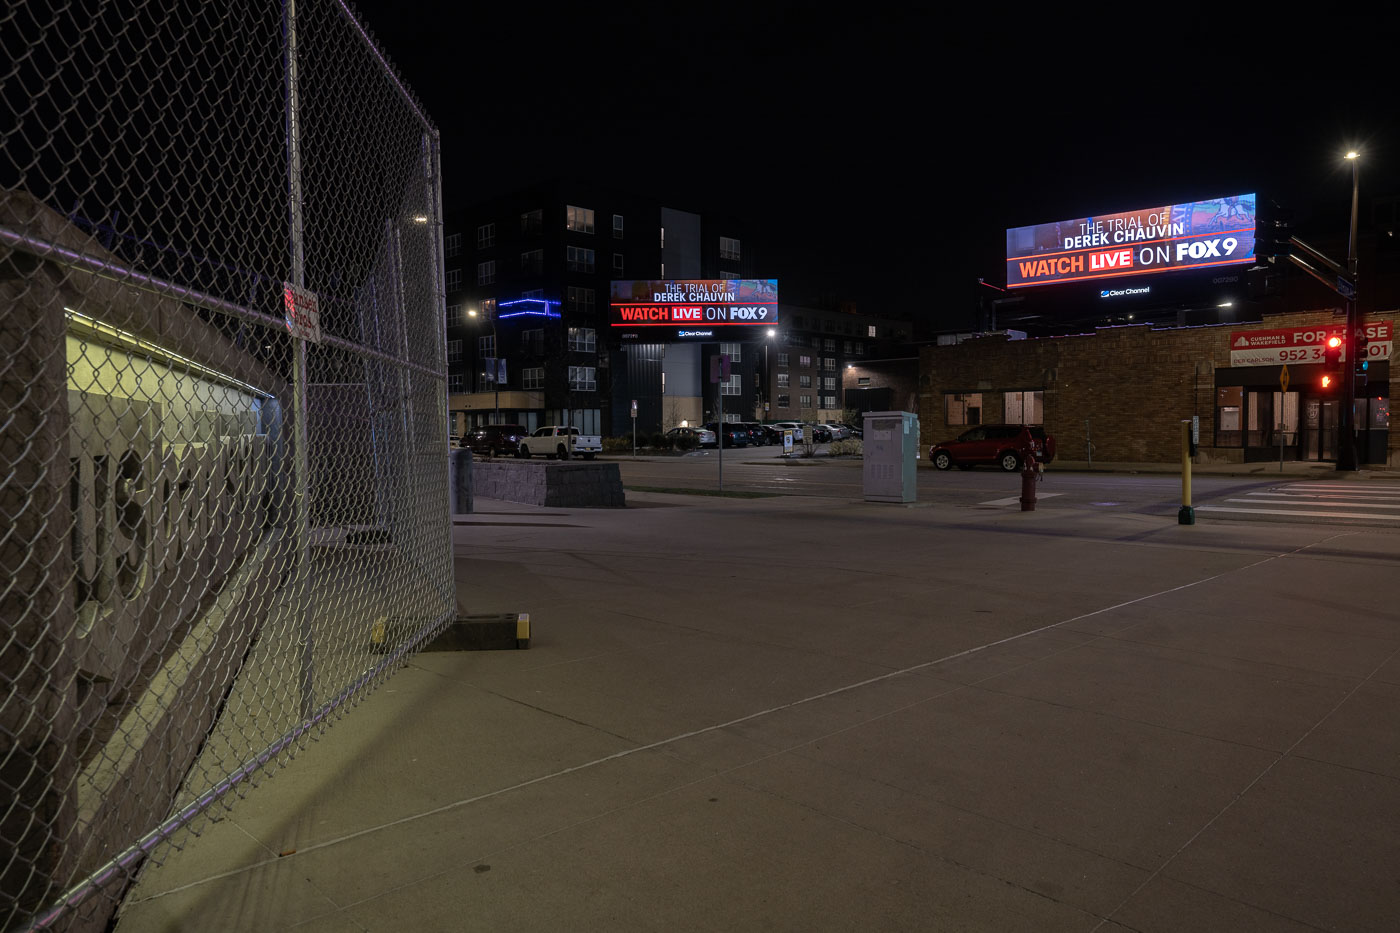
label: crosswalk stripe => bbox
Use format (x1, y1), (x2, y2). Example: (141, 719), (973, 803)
(1281, 484), (1400, 496)
(1196, 506), (1400, 520)
(979, 493), (1064, 506)
(1244, 493), (1400, 507)
(1228, 498), (1400, 510)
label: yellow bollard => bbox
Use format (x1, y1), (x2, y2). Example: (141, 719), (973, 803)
(1178, 420), (1194, 525)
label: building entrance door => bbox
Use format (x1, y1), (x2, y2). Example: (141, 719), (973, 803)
(1302, 399), (1338, 461)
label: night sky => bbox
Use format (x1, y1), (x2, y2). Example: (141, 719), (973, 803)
(354, 4), (1399, 330)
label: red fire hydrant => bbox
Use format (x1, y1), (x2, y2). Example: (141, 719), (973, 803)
(1020, 449), (1040, 511)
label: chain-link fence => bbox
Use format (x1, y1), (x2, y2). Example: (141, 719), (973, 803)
(1, 2), (452, 929)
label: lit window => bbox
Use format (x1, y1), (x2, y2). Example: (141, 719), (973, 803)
(566, 205), (595, 234)
(945, 392), (982, 426)
(777, 373), (789, 388)
(799, 354), (811, 368)
(721, 374), (741, 396)
(799, 375), (811, 388)
(867, 325), (877, 337)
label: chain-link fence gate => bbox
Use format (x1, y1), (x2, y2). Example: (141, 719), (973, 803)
(1, 2), (453, 929)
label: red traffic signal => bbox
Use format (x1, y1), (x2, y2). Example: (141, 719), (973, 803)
(1323, 335), (1343, 369)
(1321, 373), (1334, 390)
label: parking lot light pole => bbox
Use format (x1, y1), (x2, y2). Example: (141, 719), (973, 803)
(468, 307), (500, 424)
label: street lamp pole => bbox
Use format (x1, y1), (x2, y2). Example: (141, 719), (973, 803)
(1338, 151), (1360, 471)
(469, 307), (501, 425)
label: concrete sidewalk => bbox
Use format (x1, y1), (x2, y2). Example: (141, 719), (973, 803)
(114, 492), (1400, 932)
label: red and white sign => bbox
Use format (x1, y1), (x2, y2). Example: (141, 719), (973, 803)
(282, 282), (322, 344)
(1228, 322), (1391, 368)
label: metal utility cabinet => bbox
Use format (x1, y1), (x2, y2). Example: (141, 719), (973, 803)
(862, 410), (919, 503)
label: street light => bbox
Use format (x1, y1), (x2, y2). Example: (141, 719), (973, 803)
(1339, 150), (1361, 470)
(761, 328), (777, 420)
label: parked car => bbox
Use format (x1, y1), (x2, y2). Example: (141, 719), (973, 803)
(665, 426), (715, 449)
(468, 424), (528, 457)
(811, 425), (833, 443)
(760, 424), (784, 444)
(703, 422), (749, 448)
(928, 424), (1056, 472)
(739, 422), (768, 446)
(821, 423), (849, 440)
(839, 422), (863, 439)
(770, 421), (804, 442)
(518, 425), (602, 460)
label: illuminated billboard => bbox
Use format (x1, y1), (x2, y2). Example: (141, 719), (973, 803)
(609, 279), (779, 341)
(1006, 194), (1256, 289)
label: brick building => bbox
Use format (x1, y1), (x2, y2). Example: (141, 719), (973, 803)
(917, 309), (1398, 467)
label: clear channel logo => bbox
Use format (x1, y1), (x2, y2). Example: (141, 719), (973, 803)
(1099, 286), (1151, 299)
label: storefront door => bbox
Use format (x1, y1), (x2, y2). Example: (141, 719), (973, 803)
(1302, 399), (1338, 461)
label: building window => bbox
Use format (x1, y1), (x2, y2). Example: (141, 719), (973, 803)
(481, 298), (497, 318)
(777, 394), (790, 409)
(719, 342), (741, 362)
(776, 373), (789, 388)
(822, 376), (836, 390)
(613, 214), (624, 239)
(867, 325), (877, 337)
(660, 226), (665, 248)
(799, 374), (812, 388)
(800, 394), (812, 410)
(566, 246), (595, 273)
(720, 271), (738, 280)
(720, 236), (741, 261)
(520, 249), (543, 275)
(566, 286), (595, 314)
(613, 252), (624, 274)
(857, 376), (871, 386)
(522, 288), (544, 299)
(566, 205), (595, 234)
(523, 367), (544, 389)
(721, 374), (741, 396)
(448, 373), (465, 393)
(522, 329), (544, 355)
(822, 358), (836, 371)
(568, 327), (596, 353)
(1004, 390), (1044, 425)
(476, 260), (496, 285)
(477, 223), (496, 249)
(823, 338), (835, 352)
(821, 395), (837, 409)
(854, 342), (865, 356)
(478, 334), (495, 359)
(1216, 386), (1243, 447)
(799, 354), (812, 368)
(445, 232), (461, 257)
(521, 210), (542, 236)
(447, 339), (462, 363)
(446, 303), (464, 326)
(445, 268), (461, 290)
(568, 366), (597, 391)
(843, 340), (852, 354)
(777, 353), (789, 368)
(945, 392), (982, 426)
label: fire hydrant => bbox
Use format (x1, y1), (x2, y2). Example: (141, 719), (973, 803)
(1019, 449), (1041, 511)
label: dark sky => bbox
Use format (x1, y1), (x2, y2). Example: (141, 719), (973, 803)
(354, 4), (1398, 329)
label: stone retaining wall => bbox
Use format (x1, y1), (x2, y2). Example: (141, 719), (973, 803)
(471, 460), (625, 508)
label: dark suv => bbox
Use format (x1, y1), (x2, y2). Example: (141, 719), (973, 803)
(929, 424), (1055, 472)
(703, 422), (749, 448)
(468, 424), (529, 457)
(738, 422), (768, 446)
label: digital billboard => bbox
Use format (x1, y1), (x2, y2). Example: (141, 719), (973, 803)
(1005, 194), (1256, 289)
(610, 279), (778, 341)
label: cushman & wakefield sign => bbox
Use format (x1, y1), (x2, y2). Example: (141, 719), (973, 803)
(1228, 322), (1392, 367)
(610, 279), (778, 340)
(1006, 194), (1257, 289)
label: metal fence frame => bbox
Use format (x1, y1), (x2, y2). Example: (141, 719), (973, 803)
(1, 2), (452, 929)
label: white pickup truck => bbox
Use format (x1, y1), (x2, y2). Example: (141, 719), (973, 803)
(517, 425), (601, 460)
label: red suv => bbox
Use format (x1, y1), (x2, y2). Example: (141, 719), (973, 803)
(929, 424), (1055, 472)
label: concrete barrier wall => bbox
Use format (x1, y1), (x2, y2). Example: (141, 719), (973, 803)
(471, 460), (625, 508)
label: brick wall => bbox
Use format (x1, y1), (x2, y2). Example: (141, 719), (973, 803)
(918, 310), (1399, 466)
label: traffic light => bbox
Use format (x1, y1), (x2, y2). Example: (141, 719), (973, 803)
(1324, 334), (1343, 368)
(1355, 327), (1371, 374)
(1255, 203), (1294, 264)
